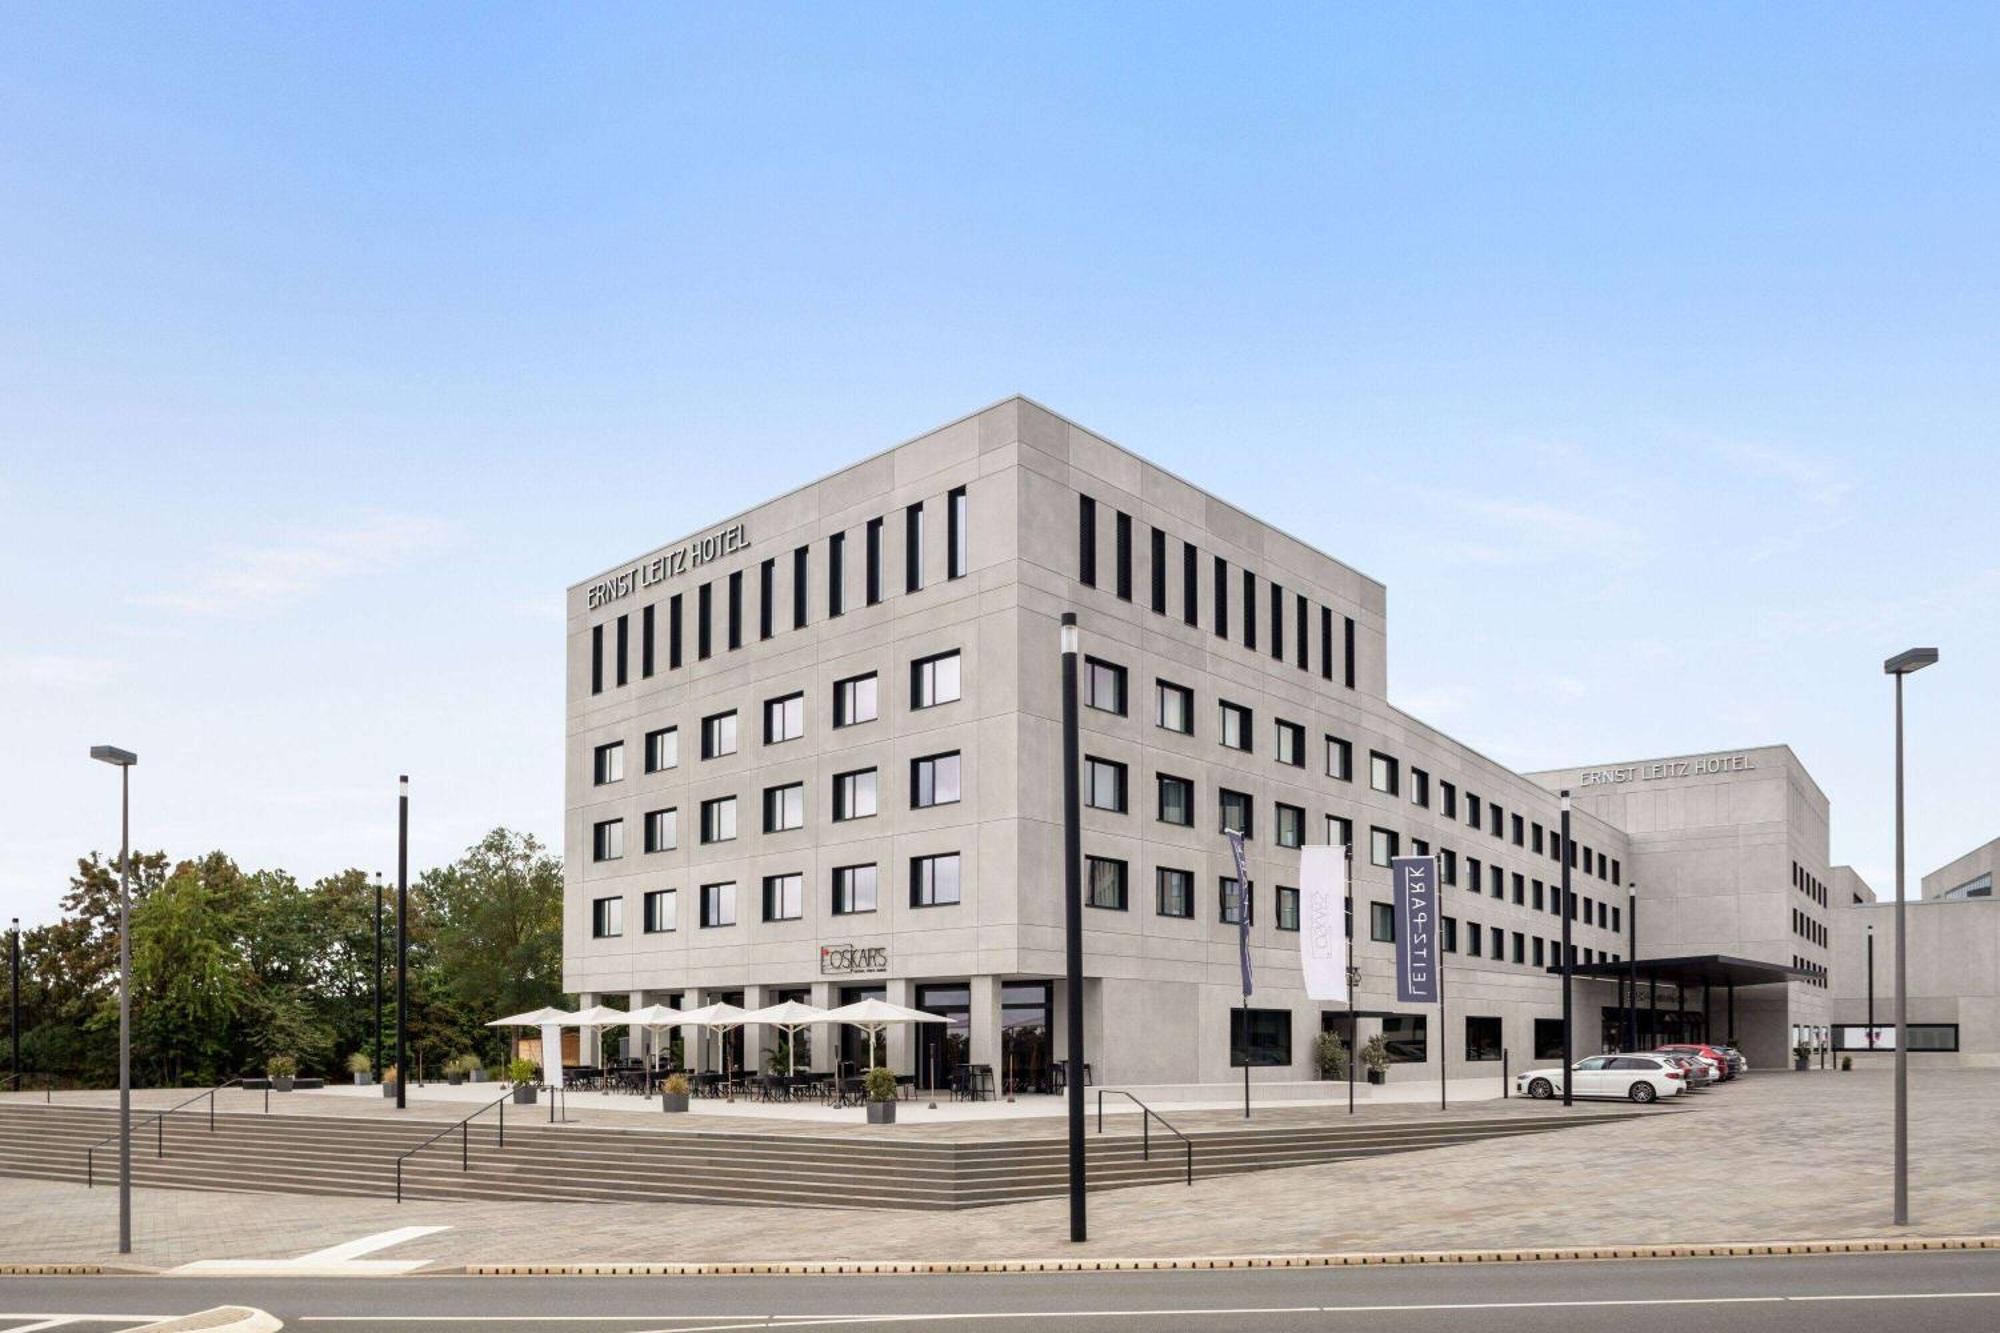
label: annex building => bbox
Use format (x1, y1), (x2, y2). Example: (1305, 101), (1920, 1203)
(564, 397), (1841, 1091)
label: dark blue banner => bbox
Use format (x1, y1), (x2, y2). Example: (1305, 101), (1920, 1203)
(1393, 855), (1439, 1005)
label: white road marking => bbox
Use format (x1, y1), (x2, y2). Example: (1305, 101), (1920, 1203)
(171, 1225), (451, 1277)
(0, 1320), (169, 1332)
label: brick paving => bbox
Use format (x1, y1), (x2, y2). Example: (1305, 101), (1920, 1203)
(0, 1069), (1992, 1269)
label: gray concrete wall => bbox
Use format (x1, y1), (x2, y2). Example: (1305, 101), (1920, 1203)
(1922, 836), (1999, 901)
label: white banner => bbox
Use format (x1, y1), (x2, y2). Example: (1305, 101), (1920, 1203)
(1300, 845), (1349, 1002)
(540, 1023), (564, 1088)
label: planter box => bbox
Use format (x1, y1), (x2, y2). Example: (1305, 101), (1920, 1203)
(470, 1070), (489, 1083)
(352, 1073), (372, 1086)
(866, 1100), (897, 1125)
(661, 1092), (689, 1113)
(243, 1077), (272, 1091)
(295, 1077), (323, 1090)
(1365, 1069), (1387, 1085)
(512, 1085), (537, 1105)
(271, 1076), (294, 1092)
(382, 1082), (399, 1098)
(446, 1073), (464, 1086)
(1794, 1058), (1810, 1071)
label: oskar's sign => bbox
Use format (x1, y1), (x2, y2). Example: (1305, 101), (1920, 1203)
(586, 522), (750, 609)
(820, 944), (888, 976)
(1579, 753), (1757, 787)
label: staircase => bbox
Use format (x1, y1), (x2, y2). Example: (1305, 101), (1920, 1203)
(0, 1102), (1637, 1211)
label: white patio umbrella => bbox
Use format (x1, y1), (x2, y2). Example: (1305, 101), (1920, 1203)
(485, 1007), (578, 1088)
(821, 998), (947, 1080)
(737, 999), (831, 1078)
(659, 1001), (750, 1095)
(624, 1003), (687, 1075)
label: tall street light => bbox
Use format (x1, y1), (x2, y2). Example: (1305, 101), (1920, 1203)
(1866, 923), (1876, 1050)
(1059, 612), (1087, 1243)
(396, 777), (409, 1110)
(9, 917), (19, 1087)
(1626, 884), (1639, 1051)
(1559, 790), (1573, 1107)
(373, 871), (385, 1078)
(88, 744), (138, 1255)
(1885, 646), (1937, 1226)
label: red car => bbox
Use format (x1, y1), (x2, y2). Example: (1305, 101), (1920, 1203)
(1657, 1043), (1731, 1081)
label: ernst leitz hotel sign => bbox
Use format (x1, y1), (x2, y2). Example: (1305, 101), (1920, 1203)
(586, 523), (750, 610)
(1579, 753), (1757, 787)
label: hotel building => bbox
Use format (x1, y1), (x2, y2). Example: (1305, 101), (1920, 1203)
(564, 397), (1835, 1089)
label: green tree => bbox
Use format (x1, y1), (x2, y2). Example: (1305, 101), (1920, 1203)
(419, 829), (565, 1069)
(124, 853), (252, 1086)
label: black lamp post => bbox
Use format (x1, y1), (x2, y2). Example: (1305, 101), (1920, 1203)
(1866, 923), (1876, 1050)
(1884, 646), (1937, 1227)
(1626, 884), (1639, 1051)
(9, 917), (18, 1087)
(1559, 790), (1573, 1107)
(395, 776), (409, 1111)
(1059, 612), (1086, 1243)
(373, 871), (385, 1078)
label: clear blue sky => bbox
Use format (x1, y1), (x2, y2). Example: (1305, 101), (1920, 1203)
(3, 6), (1994, 925)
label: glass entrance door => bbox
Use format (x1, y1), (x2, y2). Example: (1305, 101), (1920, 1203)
(839, 984), (886, 1072)
(1002, 981), (1053, 1094)
(914, 983), (971, 1090)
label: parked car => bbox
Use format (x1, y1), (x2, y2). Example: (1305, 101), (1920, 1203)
(1710, 1045), (1749, 1076)
(1517, 1054), (1684, 1104)
(1657, 1043), (1732, 1081)
(1648, 1051), (1713, 1088)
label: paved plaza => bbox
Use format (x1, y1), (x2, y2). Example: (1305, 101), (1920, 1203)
(0, 1070), (1993, 1270)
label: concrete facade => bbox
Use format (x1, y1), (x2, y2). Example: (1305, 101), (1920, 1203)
(564, 397), (1833, 1089)
(1922, 835), (1999, 901)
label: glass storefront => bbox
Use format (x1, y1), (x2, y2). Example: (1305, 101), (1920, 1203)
(1002, 981), (1052, 1093)
(839, 983), (885, 1071)
(914, 982), (971, 1089)
(773, 985), (812, 1071)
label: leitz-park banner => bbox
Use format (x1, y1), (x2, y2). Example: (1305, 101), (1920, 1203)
(1392, 855), (1440, 1005)
(1298, 845), (1348, 1002)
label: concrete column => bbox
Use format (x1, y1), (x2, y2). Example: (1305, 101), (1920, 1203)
(810, 981), (837, 1073)
(742, 984), (769, 1077)
(886, 977), (914, 1073)
(576, 992), (597, 1064)
(970, 975), (1002, 1074)
(628, 989), (646, 1068)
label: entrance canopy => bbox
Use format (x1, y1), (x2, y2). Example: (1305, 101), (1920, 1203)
(1554, 954), (1803, 988)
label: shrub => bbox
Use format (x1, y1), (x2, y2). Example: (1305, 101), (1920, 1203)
(662, 1072), (691, 1097)
(1361, 1033), (1392, 1074)
(382, 1064), (400, 1085)
(863, 1066), (898, 1102)
(345, 1052), (372, 1075)
(266, 1054), (298, 1079)
(444, 1053), (483, 1078)
(505, 1058), (538, 1085)
(1313, 1031), (1350, 1080)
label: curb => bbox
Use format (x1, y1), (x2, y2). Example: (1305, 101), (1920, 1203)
(462, 1234), (2000, 1276)
(0, 1263), (161, 1276)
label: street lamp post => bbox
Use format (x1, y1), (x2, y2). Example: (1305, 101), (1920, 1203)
(373, 872), (384, 1079)
(1559, 790), (1573, 1107)
(395, 777), (409, 1111)
(9, 918), (19, 1087)
(1884, 646), (1937, 1227)
(1866, 924), (1876, 1050)
(88, 744), (138, 1255)
(1626, 885), (1639, 1051)
(1059, 612), (1086, 1243)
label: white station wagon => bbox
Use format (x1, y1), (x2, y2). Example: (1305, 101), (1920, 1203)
(1515, 1054), (1685, 1104)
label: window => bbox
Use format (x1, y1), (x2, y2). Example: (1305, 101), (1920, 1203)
(911, 852), (961, 907)
(1490, 864), (1504, 899)
(1467, 921), (1483, 958)
(1213, 554), (1228, 636)
(834, 672), (878, 727)
(1085, 757), (1127, 813)
(1275, 885), (1300, 932)
(759, 558), (774, 640)
(1275, 802), (1305, 849)
(1532, 879), (1545, 911)
(727, 570), (742, 650)
(1086, 856), (1128, 910)
(1150, 526), (1167, 612)
(1441, 916), (1457, 952)
(762, 873), (804, 922)
(827, 531), (845, 617)
(833, 863), (878, 915)
(1441, 848), (1458, 884)
(701, 711), (738, 760)
(643, 889), (675, 934)
(1370, 901), (1395, 942)
(1381, 1014), (1426, 1063)
(764, 692), (805, 745)
(1490, 928), (1505, 961)
(1512, 931), (1526, 964)
(1157, 867), (1193, 918)
(905, 501), (925, 593)
(699, 795), (737, 844)
(1275, 719), (1305, 767)
(697, 581), (712, 659)
(592, 819), (623, 862)
(1242, 568), (1257, 649)
(1320, 605), (1334, 681)
(792, 546), (808, 628)
(1084, 657), (1127, 714)
(1441, 781), (1458, 818)
(590, 623), (603, 695)
(1327, 736), (1353, 781)
(1532, 822), (1545, 854)
(1343, 615), (1357, 689)
(947, 486), (968, 580)
(1533, 1017), (1565, 1060)
(699, 881), (737, 928)
(1369, 826), (1398, 867)
(1156, 680), (1193, 734)
(593, 741), (624, 785)
(1219, 788), (1253, 838)
(1467, 856), (1481, 892)
(591, 895), (623, 938)
(1219, 701), (1252, 751)
(864, 515), (885, 605)
(912, 650), (962, 708)
(1230, 1008), (1292, 1067)
(833, 768), (878, 821)
(1369, 751), (1399, 796)
(1466, 793), (1482, 827)
(1157, 773), (1194, 826)
(1465, 1016), (1503, 1062)
(1512, 813), (1525, 846)
(1490, 803), (1504, 838)
(1296, 593), (1309, 672)
(1410, 768), (1430, 808)
(911, 752), (962, 807)
(1326, 815), (1353, 848)
(1183, 541), (1199, 627)
(1269, 580), (1284, 660)
(643, 807), (677, 853)
(1077, 494), (1098, 586)
(1512, 872), (1526, 905)
(1114, 510), (1132, 601)
(669, 592), (684, 669)
(615, 613), (629, 686)
(1221, 877), (1253, 924)
(763, 782), (804, 833)
(1532, 936), (1545, 968)
(645, 727), (678, 773)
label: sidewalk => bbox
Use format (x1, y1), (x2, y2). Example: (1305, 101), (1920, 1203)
(1, 1069), (1992, 1271)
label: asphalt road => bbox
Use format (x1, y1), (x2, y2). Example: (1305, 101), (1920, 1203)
(5, 1251), (2000, 1332)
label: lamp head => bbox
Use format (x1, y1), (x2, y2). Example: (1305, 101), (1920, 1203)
(1884, 647), (1939, 676)
(1060, 611), (1078, 656)
(89, 745), (137, 767)
(1560, 788), (1571, 813)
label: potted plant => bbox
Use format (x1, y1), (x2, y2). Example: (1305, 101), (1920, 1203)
(864, 1066), (898, 1124)
(267, 1055), (298, 1093)
(443, 1054), (468, 1087)
(381, 1064), (399, 1098)
(1361, 1034), (1392, 1085)
(1840, 1054), (1853, 1071)
(346, 1052), (373, 1086)
(468, 1054), (489, 1084)
(1314, 1031), (1350, 1081)
(660, 1072), (691, 1113)
(1792, 1042), (1812, 1072)
(507, 1058), (538, 1104)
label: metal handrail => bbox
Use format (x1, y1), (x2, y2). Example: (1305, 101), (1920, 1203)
(86, 1077), (250, 1188)
(2, 1072), (54, 1103)
(1095, 1089), (1193, 1186)
(394, 1089), (513, 1202)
